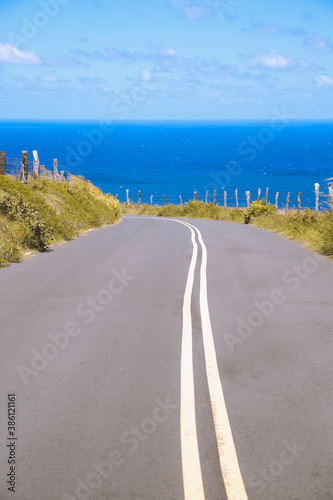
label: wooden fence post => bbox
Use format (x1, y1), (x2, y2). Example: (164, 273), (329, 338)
(126, 189), (129, 205)
(285, 193), (290, 215)
(0, 152), (6, 175)
(235, 189), (238, 209)
(150, 195), (153, 206)
(53, 159), (60, 180)
(213, 190), (216, 206)
(224, 190), (227, 207)
(298, 192), (302, 211)
(275, 192), (279, 210)
(205, 191), (209, 204)
(194, 191), (197, 201)
(328, 183), (333, 212)
(257, 188), (261, 202)
(32, 150), (39, 178)
(163, 195), (165, 207)
(265, 188), (269, 204)
(315, 183), (319, 212)
(41, 164), (46, 176)
(245, 191), (251, 207)
(60, 171), (65, 181)
(20, 151), (28, 184)
(138, 190), (141, 206)
(179, 195), (183, 205)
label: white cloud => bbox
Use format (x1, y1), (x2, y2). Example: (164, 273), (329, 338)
(141, 69), (153, 81)
(303, 34), (333, 53)
(39, 73), (58, 83)
(242, 49), (320, 72)
(250, 22), (309, 37)
(170, 0), (210, 21)
(0, 43), (41, 65)
(252, 22), (281, 35)
(313, 74), (333, 87)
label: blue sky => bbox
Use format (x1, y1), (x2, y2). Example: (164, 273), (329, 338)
(0, 0), (332, 120)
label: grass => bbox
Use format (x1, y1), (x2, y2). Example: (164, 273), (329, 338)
(121, 201), (333, 258)
(2, 177), (331, 267)
(0, 175), (120, 267)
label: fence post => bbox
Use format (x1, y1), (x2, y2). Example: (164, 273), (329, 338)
(285, 193), (290, 215)
(138, 190), (141, 206)
(41, 164), (46, 176)
(20, 151), (28, 184)
(245, 191), (251, 207)
(257, 188), (261, 202)
(60, 171), (65, 181)
(179, 195), (183, 205)
(265, 188), (269, 204)
(205, 191), (209, 204)
(224, 190), (227, 207)
(315, 183), (319, 212)
(194, 191), (197, 201)
(32, 150), (39, 178)
(213, 190), (216, 206)
(298, 192), (302, 211)
(163, 195), (165, 207)
(0, 152), (6, 175)
(53, 159), (60, 180)
(235, 189), (238, 209)
(328, 183), (333, 212)
(150, 195), (153, 206)
(126, 189), (129, 205)
(275, 192), (279, 210)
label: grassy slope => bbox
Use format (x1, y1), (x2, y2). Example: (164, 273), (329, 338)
(0, 175), (120, 267)
(121, 201), (333, 258)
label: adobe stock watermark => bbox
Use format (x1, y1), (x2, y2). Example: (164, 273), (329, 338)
(212, 0), (245, 21)
(223, 252), (324, 353)
(8, 0), (71, 48)
(63, 69), (159, 170)
(237, 107), (296, 163)
(249, 440), (305, 496)
(195, 107), (294, 204)
(17, 268), (134, 386)
(196, 160), (242, 202)
(61, 396), (177, 500)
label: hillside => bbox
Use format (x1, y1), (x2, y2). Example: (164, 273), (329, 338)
(0, 175), (120, 267)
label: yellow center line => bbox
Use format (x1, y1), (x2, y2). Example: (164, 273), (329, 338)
(171, 219), (248, 500)
(176, 220), (205, 499)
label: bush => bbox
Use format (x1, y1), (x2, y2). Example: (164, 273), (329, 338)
(0, 176), (121, 266)
(0, 195), (52, 251)
(243, 200), (276, 224)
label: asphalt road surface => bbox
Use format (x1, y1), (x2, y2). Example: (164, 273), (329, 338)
(0, 215), (332, 500)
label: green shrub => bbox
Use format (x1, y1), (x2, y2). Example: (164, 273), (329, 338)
(243, 200), (276, 224)
(0, 175), (120, 265)
(0, 195), (52, 251)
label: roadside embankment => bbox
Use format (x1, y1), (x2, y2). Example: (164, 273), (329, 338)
(0, 175), (120, 267)
(121, 201), (333, 258)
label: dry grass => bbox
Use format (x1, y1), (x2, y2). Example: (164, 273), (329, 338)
(0, 175), (120, 267)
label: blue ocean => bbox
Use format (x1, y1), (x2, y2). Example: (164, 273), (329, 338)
(0, 120), (332, 209)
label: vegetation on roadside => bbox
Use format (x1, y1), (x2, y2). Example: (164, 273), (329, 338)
(121, 200), (333, 258)
(0, 175), (120, 267)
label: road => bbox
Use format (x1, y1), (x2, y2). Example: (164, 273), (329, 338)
(0, 215), (332, 500)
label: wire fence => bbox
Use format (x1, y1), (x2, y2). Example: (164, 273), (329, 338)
(1, 151), (332, 212)
(5, 157), (57, 180)
(123, 187), (333, 212)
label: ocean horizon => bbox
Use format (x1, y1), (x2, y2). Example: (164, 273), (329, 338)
(1, 120), (332, 209)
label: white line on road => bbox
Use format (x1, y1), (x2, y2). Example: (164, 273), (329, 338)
(177, 221), (205, 499)
(170, 219), (248, 500)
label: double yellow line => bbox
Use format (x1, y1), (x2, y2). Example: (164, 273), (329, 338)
(170, 219), (248, 500)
